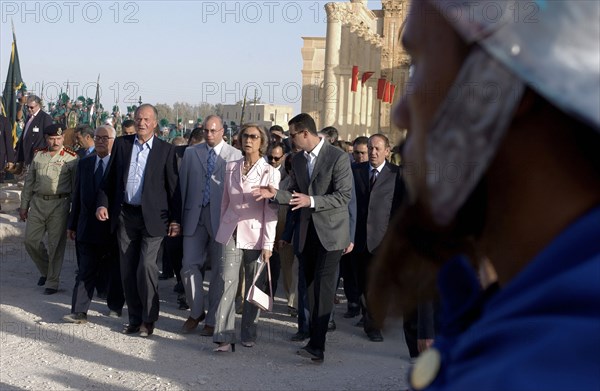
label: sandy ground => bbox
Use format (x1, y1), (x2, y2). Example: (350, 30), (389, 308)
(0, 182), (410, 391)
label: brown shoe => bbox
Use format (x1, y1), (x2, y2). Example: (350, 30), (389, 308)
(199, 325), (214, 337)
(181, 313), (205, 334)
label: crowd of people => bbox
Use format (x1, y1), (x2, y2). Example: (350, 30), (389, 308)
(1, 0), (598, 388)
(2, 100), (412, 363)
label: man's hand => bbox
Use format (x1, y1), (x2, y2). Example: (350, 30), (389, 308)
(343, 242), (354, 255)
(418, 338), (434, 353)
(18, 208), (28, 222)
(252, 185), (277, 201)
(96, 207), (109, 221)
(261, 249), (272, 263)
(168, 222), (181, 237)
(67, 230), (76, 241)
(276, 239), (290, 251)
(4, 162), (14, 173)
(289, 191), (311, 210)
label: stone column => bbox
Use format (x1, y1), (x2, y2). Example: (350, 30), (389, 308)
(323, 3), (345, 127)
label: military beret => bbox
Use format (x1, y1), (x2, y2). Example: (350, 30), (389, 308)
(44, 124), (64, 136)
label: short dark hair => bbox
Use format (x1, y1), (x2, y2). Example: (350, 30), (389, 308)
(369, 133), (391, 148)
(188, 127), (204, 144)
(321, 126), (339, 143)
(353, 136), (369, 147)
(75, 124), (94, 138)
(269, 125), (284, 133)
(288, 113), (317, 136)
(122, 119), (135, 128)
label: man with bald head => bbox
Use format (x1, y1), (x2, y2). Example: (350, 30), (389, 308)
(178, 115), (241, 336)
(96, 104), (181, 337)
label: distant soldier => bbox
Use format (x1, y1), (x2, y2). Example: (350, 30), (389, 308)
(19, 124), (78, 295)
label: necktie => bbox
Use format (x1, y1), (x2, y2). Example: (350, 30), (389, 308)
(370, 168), (378, 190)
(94, 159), (104, 190)
(202, 148), (216, 206)
(23, 115), (34, 138)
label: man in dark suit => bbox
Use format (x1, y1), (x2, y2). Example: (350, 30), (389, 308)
(14, 95), (53, 169)
(74, 124), (95, 158)
(64, 125), (124, 323)
(254, 113), (353, 362)
(0, 114), (15, 183)
(96, 104), (181, 337)
(352, 134), (403, 342)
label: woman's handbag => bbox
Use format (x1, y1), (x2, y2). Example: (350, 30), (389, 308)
(246, 258), (273, 312)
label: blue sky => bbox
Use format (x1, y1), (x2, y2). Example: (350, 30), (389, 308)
(1, 1), (378, 113)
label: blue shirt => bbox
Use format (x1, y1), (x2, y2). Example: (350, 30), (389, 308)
(421, 205), (600, 391)
(125, 135), (153, 205)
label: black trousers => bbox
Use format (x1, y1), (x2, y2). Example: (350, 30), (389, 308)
(354, 249), (381, 334)
(301, 221), (343, 352)
(117, 205), (164, 326)
(71, 240), (124, 314)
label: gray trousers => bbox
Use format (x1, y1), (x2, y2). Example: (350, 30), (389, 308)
(181, 207), (222, 325)
(213, 237), (266, 344)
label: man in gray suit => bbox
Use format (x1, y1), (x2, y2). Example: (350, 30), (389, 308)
(352, 134), (404, 342)
(254, 113), (353, 362)
(179, 115), (242, 335)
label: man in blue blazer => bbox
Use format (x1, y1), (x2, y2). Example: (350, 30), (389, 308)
(64, 125), (124, 323)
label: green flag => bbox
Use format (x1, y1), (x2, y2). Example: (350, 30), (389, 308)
(1, 28), (24, 147)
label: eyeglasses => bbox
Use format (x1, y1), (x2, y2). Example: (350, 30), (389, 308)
(268, 155), (284, 161)
(94, 136), (115, 142)
(242, 133), (261, 140)
(289, 130), (305, 139)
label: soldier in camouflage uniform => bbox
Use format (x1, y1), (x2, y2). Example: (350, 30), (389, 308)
(19, 124), (78, 294)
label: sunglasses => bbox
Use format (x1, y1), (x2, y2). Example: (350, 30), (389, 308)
(27, 105), (37, 109)
(242, 133), (261, 140)
(268, 155), (284, 161)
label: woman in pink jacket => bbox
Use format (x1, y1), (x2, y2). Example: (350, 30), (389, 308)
(213, 123), (280, 352)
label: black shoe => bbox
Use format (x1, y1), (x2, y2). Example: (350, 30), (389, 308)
(343, 305), (360, 318)
(43, 288), (58, 295)
(290, 331), (309, 342)
(177, 295), (189, 310)
(297, 345), (324, 363)
(37, 276), (47, 286)
(173, 281), (184, 294)
(63, 312), (87, 324)
(288, 306), (298, 317)
(355, 316), (365, 327)
(328, 319), (336, 331)
(367, 330), (384, 342)
(122, 324), (141, 334)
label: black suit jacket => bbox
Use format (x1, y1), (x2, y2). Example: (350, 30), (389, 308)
(0, 115), (15, 166)
(352, 161), (404, 253)
(68, 154), (113, 244)
(16, 110), (53, 165)
(97, 135), (180, 237)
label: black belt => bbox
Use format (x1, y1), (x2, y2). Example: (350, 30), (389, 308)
(122, 203), (142, 209)
(36, 193), (70, 200)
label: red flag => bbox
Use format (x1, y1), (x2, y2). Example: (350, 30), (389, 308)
(377, 78), (387, 100)
(361, 71), (374, 85)
(351, 66), (359, 92)
(382, 81), (391, 103)
(386, 84), (397, 103)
